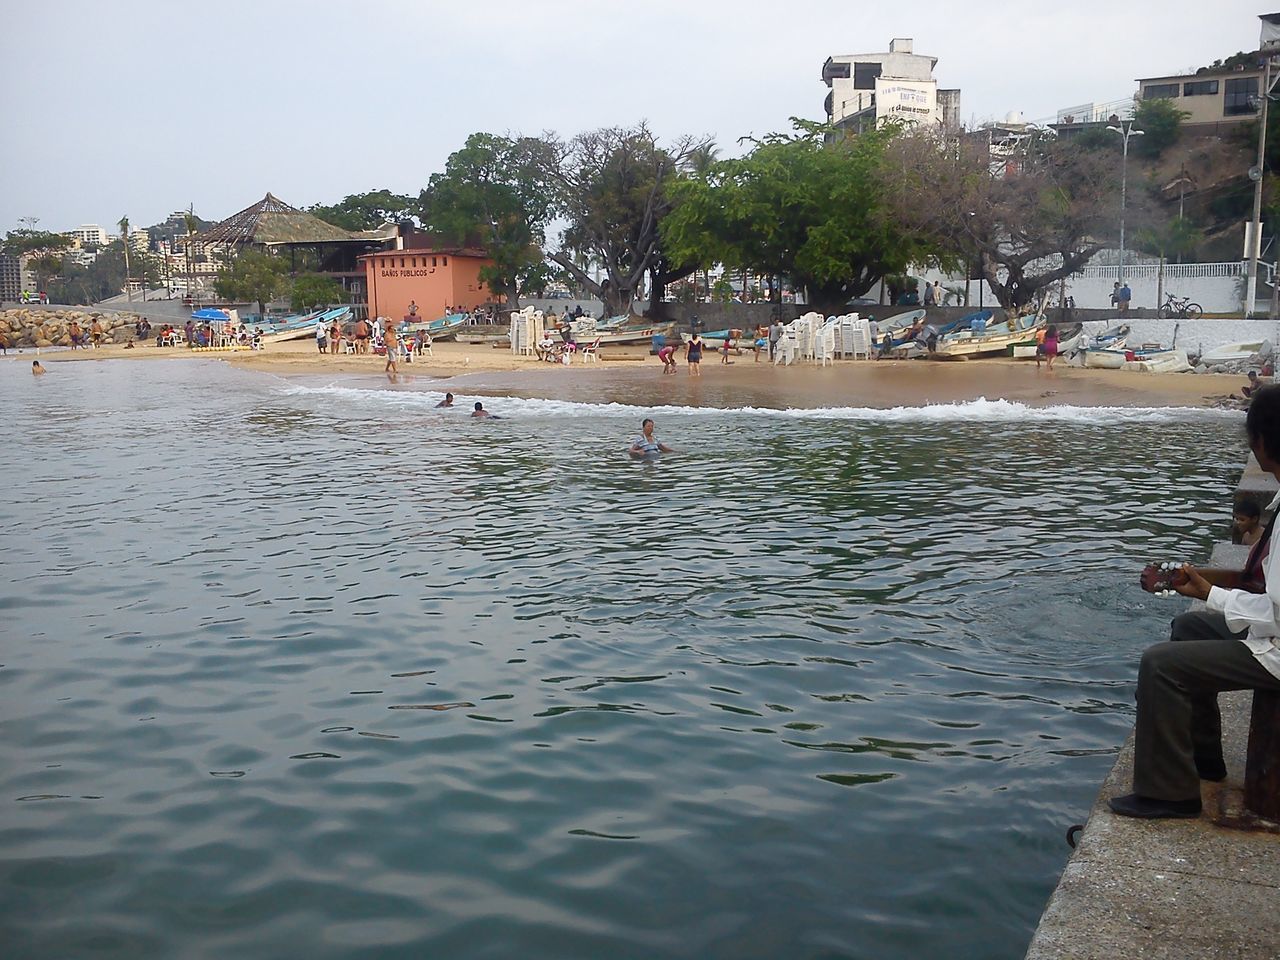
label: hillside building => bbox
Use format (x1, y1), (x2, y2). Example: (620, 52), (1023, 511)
(822, 38), (960, 133)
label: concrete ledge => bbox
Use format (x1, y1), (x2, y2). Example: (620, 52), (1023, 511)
(1025, 695), (1280, 959)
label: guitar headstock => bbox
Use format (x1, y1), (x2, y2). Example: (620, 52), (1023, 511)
(1141, 562), (1185, 597)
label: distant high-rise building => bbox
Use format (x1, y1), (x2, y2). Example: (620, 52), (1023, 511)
(67, 224), (111, 247)
(822, 38), (961, 134)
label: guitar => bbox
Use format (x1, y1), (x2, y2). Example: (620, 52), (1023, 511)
(1139, 563), (1250, 598)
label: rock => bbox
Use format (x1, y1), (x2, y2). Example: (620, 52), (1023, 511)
(35, 339), (52, 348)
(1261, 340), (1275, 359)
(1196, 363), (1209, 374)
(1213, 364), (1228, 374)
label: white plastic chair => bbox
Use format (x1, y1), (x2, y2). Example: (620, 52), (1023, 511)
(580, 338), (601, 362)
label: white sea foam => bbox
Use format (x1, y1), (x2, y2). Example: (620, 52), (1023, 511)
(281, 383), (1238, 425)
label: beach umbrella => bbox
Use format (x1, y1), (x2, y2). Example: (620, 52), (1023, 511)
(192, 308), (230, 321)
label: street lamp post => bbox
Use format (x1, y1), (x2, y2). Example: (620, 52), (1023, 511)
(1106, 120), (1144, 292)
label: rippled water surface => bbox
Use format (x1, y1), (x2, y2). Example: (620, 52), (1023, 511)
(0, 359), (1243, 959)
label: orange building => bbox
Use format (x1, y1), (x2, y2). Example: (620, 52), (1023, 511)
(360, 247), (496, 320)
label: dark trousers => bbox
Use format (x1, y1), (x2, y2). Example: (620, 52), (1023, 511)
(1132, 611), (1280, 800)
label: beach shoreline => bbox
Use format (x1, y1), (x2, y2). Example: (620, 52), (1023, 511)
(13, 337), (1249, 410)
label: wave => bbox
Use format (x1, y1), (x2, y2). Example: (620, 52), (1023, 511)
(280, 383), (1238, 425)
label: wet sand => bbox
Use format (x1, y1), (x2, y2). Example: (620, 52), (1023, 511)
(21, 338), (1247, 409)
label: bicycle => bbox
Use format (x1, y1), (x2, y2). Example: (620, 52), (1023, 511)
(1158, 293), (1203, 318)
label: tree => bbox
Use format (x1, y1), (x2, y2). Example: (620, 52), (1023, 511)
(892, 132), (1119, 313)
(214, 250), (288, 321)
(662, 120), (942, 313)
(291, 273), (345, 312)
(1134, 215), (1203, 309)
(27, 253), (65, 293)
(118, 216), (133, 302)
(1132, 98), (1189, 157)
(542, 123), (710, 317)
(1, 229), (72, 258)
(46, 240), (161, 304)
(309, 190), (416, 231)
(417, 133), (557, 306)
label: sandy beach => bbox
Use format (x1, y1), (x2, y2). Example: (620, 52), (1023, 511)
(18, 337), (1249, 409)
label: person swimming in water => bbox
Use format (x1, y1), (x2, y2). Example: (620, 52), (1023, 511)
(32, 360), (46, 375)
(436, 392), (454, 408)
(471, 401), (499, 419)
(629, 418), (674, 457)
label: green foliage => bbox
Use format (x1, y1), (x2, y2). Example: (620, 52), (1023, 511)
(290, 273), (345, 312)
(662, 120), (936, 311)
(214, 250), (288, 317)
(45, 240), (161, 304)
(418, 133), (556, 305)
(544, 123), (708, 316)
(309, 190), (416, 231)
(2, 229), (72, 257)
(711, 277), (734, 303)
(1134, 216), (1202, 261)
(1133, 99), (1188, 157)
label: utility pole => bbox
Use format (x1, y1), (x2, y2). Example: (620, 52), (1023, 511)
(1246, 57), (1271, 317)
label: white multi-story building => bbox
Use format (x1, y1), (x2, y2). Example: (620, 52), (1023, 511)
(128, 229), (150, 252)
(822, 38), (960, 133)
(67, 224), (111, 247)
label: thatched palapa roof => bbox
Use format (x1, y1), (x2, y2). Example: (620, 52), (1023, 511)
(195, 193), (396, 247)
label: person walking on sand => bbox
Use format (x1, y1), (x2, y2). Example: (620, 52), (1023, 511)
(90, 318), (104, 348)
(384, 324), (399, 380)
(315, 318), (328, 354)
(769, 318), (783, 361)
(720, 334), (734, 365)
(1041, 324), (1059, 371)
(685, 332), (704, 376)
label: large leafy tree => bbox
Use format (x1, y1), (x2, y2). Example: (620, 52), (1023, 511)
(1132, 98), (1189, 158)
(542, 123), (709, 317)
(291, 273), (345, 312)
(890, 131), (1119, 312)
(309, 190), (416, 231)
(214, 250), (289, 321)
(662, 120), (938, 313)
(1, 229), (72, 258)
(417, 133), (557, 306)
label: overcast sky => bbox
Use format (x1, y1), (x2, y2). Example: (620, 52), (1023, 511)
(1, 0), (1269, 233)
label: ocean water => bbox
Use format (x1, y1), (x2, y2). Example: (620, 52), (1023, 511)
(0, 359), (1242, 960)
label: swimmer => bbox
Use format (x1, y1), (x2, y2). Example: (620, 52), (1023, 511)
(471, 401), (499, 419)
(436, 392), (455, 408)
(32, 361), (46, 375)
(629, 418), (673, 457)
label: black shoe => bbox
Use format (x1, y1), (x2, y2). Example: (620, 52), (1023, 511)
(1195, 758), (1228, 782)
(1108, 794), (1202, 820)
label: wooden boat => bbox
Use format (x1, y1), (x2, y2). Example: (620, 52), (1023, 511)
(880, 309), (927, 332)
(1122, 349), (1192, 374)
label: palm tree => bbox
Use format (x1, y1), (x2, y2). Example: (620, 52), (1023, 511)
(183, 209), (199, 300)
(118, 215), (132, 302)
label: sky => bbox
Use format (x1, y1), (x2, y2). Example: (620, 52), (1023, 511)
(1, 0), (1270, 233)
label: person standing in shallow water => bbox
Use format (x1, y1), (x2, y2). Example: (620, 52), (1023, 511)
(629, 418), (673, 457)
(685, 333), (704, 376)
(32, 361), (46, 375)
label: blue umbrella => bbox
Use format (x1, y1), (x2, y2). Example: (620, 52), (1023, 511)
(192, 308), (230, 321)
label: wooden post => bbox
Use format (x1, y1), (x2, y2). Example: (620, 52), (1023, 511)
(1245, 689), (1280, 821)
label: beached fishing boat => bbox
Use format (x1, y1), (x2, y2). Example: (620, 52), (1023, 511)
(590, 324), (670, 345)
(880, 309), (927, 332)
(928, 318), (1044, 360)
(1122, 349), (1192, 374)
(1201, 340), (1268, 364)
(402, 313), (469, 341)
(258, 307), (351, 345)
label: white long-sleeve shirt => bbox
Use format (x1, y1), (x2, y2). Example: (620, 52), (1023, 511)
(1207, 489), (1280, 680)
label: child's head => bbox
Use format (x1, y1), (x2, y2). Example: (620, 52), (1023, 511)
(1235, 498), (1262, 533)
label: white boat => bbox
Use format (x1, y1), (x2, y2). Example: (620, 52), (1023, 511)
(587, 324), (669, 346)
(1201, 340), (1267, 364)
(402, 313), (469, 341)
(880, 309), (927, 332)
(1122, 349), (1192, 374)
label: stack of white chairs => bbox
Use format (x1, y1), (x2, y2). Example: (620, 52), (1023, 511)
(850, 317), (873, 359)
(794, 312), (821, 361)
(831, 313), (856, 358)
(508, 306), (544, 356)
(773, 324), (799, 365)
(813, 318), (838, 366)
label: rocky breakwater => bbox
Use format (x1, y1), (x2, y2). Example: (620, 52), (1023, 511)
(0, 308), (142, 348)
